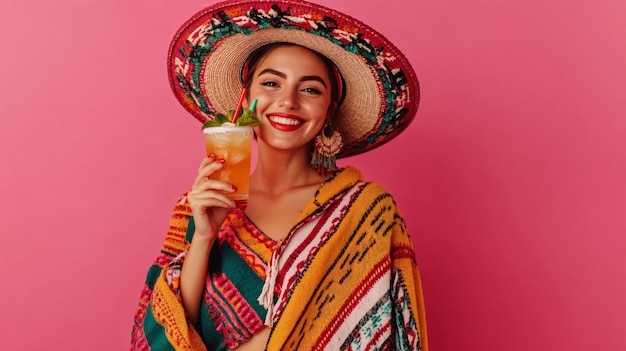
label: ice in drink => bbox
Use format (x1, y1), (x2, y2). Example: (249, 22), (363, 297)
(203, 125), (253, 201)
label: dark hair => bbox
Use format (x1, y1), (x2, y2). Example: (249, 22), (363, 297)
(241, 42), (343, 115)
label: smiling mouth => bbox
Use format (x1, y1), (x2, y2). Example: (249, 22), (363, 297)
(268, 115), (303, 126)
(266, 114), (305, 132)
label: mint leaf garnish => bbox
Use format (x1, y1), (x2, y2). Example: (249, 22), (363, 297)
(201, 109), (260, 129)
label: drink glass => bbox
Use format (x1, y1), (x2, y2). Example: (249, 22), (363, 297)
(203, 126), (253, 201)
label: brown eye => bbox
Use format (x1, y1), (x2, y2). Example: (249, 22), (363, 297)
(302, 87), (322, 95)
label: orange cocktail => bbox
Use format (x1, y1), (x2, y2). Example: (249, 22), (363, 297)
(203, 125), (253, 200)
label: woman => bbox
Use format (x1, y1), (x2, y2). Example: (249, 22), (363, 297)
(131, 0), (427, 350)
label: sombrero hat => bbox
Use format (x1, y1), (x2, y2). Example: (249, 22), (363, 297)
(168, 0), (419, 158)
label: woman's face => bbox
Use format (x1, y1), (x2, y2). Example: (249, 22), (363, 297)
(248, 45), (333, 153)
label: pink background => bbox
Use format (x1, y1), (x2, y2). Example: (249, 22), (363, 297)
(1, 0), (624, 350)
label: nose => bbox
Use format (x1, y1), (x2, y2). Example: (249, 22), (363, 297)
(277, 87), (299, 109)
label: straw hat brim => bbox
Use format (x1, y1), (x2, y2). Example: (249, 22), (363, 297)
(168, 0), (419, 158)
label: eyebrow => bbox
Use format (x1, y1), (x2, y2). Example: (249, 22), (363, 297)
(257, 68), (327, 87)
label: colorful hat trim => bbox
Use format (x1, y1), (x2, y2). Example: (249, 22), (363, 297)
(168, 0), (419, 158)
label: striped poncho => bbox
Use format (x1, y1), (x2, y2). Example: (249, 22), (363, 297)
(130, 167), (428, 350)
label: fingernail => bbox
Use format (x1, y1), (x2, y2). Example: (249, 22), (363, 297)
(231, 184), (238, 191)
(217, 159), (226, 164)
(208, 153), (215, 159)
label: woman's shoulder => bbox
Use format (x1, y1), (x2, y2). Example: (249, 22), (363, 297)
(338, 166), (393, 195)
(332, 166), (398, 206)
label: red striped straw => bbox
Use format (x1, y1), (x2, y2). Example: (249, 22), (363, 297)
(231, 88), (247, 124)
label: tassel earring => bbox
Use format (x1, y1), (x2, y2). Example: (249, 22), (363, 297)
(311, 122), (343, 176)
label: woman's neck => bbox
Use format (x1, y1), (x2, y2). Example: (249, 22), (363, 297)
(251, 145), (324, 195)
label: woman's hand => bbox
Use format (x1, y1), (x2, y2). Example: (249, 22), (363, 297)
(187, 154), (237, 241)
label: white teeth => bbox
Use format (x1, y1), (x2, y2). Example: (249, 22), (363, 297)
(268, 116), (302, 126)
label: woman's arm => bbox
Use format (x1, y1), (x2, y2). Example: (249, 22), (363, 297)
(180, 155), (237, 326)
(180, 233), (215, 326)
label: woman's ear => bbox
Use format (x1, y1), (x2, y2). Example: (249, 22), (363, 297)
(327, 101), (338, 120)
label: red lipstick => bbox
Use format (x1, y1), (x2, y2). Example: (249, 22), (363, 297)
(266, 112), (304, 132)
